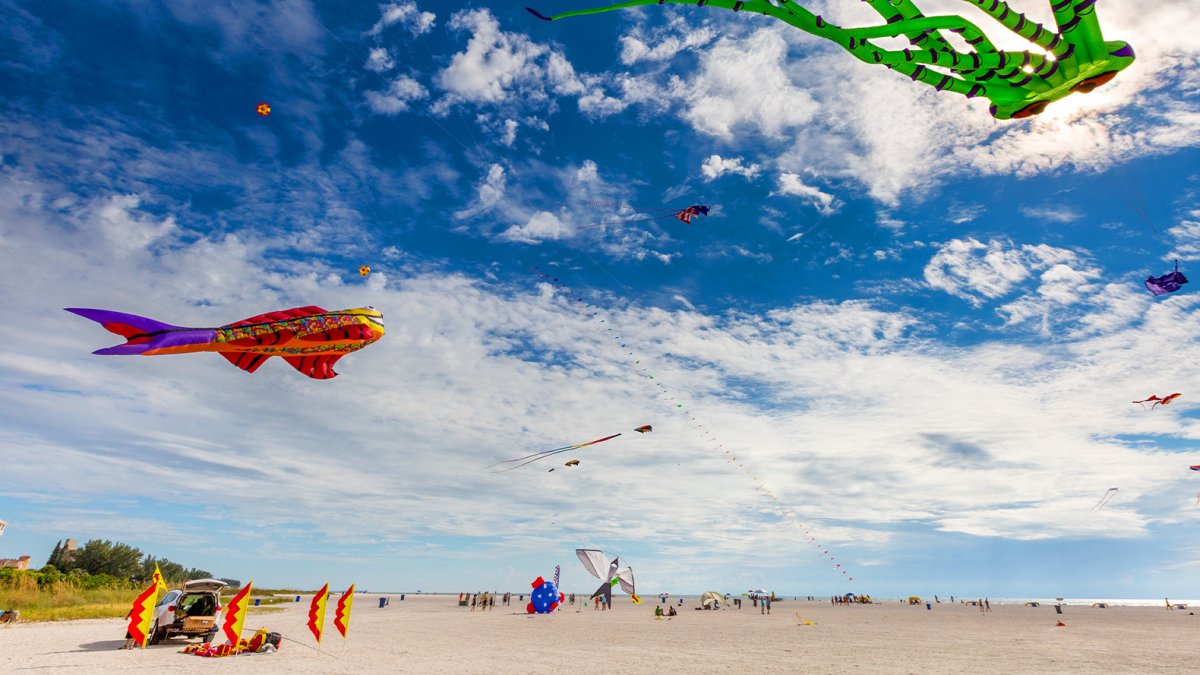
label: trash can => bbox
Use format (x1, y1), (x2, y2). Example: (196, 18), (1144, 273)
(379, 597), (387, 608)
(255, 598), (261, 606)
(295, 595), (301, 602)
(400, 594), (405, 601)
(925, 603), (931, 610)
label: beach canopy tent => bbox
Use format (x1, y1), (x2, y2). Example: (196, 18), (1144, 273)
(700, 591), (724, 609)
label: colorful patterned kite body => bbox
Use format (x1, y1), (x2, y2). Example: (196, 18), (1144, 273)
(256, 102), (271, 116)
(66, 305), (385, 379)
(1145, 262), (1187, 296)
(527, 576), (564, 614)
(527, 0), (1134, 120)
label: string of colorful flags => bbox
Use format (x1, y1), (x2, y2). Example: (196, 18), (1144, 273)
(529, 266), (854, 582)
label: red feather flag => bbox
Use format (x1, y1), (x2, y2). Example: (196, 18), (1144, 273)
(333, 584), (355, 638)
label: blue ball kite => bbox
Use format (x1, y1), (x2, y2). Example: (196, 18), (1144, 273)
(526, 576), (563, 614)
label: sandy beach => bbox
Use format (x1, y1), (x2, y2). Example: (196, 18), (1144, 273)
(1, 594), (1197, 673)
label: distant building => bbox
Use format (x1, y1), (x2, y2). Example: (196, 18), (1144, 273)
(0, 556), (31, 571)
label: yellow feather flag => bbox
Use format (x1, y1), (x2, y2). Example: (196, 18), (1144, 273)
(333, 584), (354, 638)
(220, 580), (253, 645)
(127, 581), (158, 648)
(152, 562), (168, 596)
(307, 583), (329, 643)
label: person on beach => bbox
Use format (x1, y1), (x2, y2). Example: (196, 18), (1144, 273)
(655, 605), (663, 617)
(1166, 597), (1173, 610)
(985, 598), (991, 612)
(490, 593), (496, 610)
(470, 594), (477, 611)
(979, 598), (984, 613)
(594, 596), (600, 610)
(668, 605), (677, 616)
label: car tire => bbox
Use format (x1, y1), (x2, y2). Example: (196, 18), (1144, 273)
(148, 621), (167, 646)
(202, 629), (217, 643)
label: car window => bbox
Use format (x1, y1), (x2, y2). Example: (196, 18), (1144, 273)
(156, 590), (180, 607)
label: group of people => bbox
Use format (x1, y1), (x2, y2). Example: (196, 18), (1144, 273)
(460, 591), (512, 610)
(653, 605), (678, 617)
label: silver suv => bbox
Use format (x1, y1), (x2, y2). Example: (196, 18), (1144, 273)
(148, 579), (227, 644)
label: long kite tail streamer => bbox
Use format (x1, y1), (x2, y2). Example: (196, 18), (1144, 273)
(489, 434), (623, 472)
(531, 266), (855, 582)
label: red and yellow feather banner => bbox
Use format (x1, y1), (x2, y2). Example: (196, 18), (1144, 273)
(127, 581), (158, 648)
(220, 580), (252, 645)
(307, 583), (329, 643)
(333, 584), (354, 638)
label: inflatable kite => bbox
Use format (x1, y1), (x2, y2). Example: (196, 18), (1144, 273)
(1189, 466), (1200, 471)
(256, 102), (271, 116)
(527, 576), (564, 614)
(1133, 393), (1181, 410)
(527, 0), (1134, 120)
(576, 548), (636, 606)
(1145, 262), (1187, 296)
(634, 425), (652, 433)
(65, 306), (385, 380)
(359, 266), (371, 277)
(564, 459), (581, 467)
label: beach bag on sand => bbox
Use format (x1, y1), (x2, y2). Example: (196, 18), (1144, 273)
(266, 632), (282, 649)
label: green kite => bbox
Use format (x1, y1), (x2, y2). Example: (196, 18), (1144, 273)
(527, 0), (1134, 120)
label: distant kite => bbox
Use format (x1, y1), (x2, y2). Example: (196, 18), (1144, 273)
(581, 204), (709, 229)
(564, 459), (580, 467)
(488, 434), (622, 472)
(359, 265), (371, 277)
(634, 425), (652, 433)
(1092, 487), (1118, 510)
(1145, 261), (1187, 296)
(66, 305), (384, 380)
(256, 102), (271, 116)
(1133, 393), (1181, 409)
(1190, 466), (1200, 471)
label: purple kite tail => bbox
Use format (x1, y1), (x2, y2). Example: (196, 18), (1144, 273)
(64, 308), (211, 355)
(526, 7), (553, 21)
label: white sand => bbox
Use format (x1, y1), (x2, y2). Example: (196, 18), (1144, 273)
(1, 594), (1197, 673)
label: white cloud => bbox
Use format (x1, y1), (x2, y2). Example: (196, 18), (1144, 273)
(618, 17), (716, 65)
(700, 155), (761, 182)
(454, 163), (506, 219)
(365, 47), (395, 73)
(365, 75), (428, 114)
(95, 194), (176, 252)
(368, 1), (435, 36)
(667, 31), (819, 140)
(434, 9), (583, 113)
(773, 173), (840, 215)
(499, 119), (519, 146)
(924, 238), (1104, 331)
(1019, 204), (1085, 224)
(499, 210), (571, 244)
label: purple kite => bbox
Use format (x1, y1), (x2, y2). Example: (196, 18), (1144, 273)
(1145, 261), (1187, 296)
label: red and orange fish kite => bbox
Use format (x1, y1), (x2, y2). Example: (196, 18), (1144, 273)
(66, 306), (384, 379)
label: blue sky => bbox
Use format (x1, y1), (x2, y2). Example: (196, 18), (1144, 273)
(2, 0), (1200, 598)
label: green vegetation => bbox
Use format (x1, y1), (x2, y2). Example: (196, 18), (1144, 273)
(0, 572), (136, 621)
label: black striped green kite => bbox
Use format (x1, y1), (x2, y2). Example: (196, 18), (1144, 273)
(527, 0), (1134, 120)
